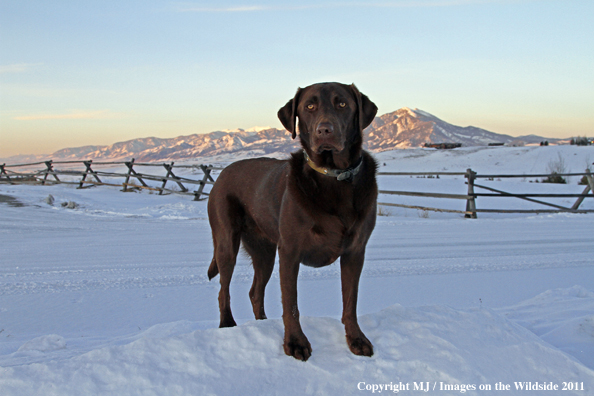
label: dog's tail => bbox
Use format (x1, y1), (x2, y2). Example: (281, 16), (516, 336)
(207, 258), (219, 280)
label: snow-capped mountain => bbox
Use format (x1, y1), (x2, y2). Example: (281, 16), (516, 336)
(49, 129), (301, 162)
(3, 109), (560, 163)
(365, 108), (549, 150)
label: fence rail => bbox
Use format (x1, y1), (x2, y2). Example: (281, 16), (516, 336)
(2, 160), (593, 217)
(0, 159), (222, 201)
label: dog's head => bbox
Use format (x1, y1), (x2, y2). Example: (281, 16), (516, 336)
(278, 82), (377, 158)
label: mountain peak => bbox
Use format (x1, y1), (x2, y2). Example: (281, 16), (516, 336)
(397, 107), (420, 118)
(396, 107), (438, 121)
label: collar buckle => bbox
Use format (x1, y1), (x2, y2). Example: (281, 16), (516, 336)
(337, 171), (353, 181)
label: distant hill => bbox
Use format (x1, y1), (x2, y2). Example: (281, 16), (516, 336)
(50, 129), (300, 162)
(2, 108), (561, 163)
(365, 108), (554, 150)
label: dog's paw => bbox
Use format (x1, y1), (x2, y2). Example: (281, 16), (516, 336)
(219, 316), (237, 328)
(284, 334), (312, 361)
(346, 334), (374, 357)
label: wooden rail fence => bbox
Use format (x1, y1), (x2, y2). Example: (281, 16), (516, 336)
(2, 160), (593, 217)
(377, 169), (594, 218)
(0, 159), (221, 201)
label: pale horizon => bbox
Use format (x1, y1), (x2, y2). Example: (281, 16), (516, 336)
(1, 0), (593, 157)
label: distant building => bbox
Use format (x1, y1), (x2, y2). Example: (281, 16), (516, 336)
(424, 143), (462, 149)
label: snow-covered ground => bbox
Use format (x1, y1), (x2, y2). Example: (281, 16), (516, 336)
(1, 146), (593, 395)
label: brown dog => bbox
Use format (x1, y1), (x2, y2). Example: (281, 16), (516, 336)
(207, 82), (378, 361)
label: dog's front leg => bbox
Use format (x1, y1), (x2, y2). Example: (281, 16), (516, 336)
(278, 245), (312, 361)
(340, 250), (373, 357)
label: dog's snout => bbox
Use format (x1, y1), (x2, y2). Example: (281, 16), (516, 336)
(316, 122), (334, 136)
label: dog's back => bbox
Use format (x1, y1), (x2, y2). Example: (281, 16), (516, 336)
(208, 157), (289, 243)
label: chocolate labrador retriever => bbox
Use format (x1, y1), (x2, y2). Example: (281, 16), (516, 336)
(207, 82), (378, 361)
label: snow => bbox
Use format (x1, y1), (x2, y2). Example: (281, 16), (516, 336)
(412, 108), (437, 119)
(401, 107), (420, 118)
(398, 107), (438, 121)
(1, 146), (594, 395)
(17, 335), (66, 353)
(219, 126), (271, 134)
(245, 126), (273, 133)
(1, 306), (592, 395)
(498, 286), (594, 370)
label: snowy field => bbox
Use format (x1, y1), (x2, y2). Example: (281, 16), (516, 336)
(1, 145), (594, 395)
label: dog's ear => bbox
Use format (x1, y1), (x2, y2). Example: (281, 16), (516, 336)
(350, 84), (378, 132)
(277, 87), (301, 139)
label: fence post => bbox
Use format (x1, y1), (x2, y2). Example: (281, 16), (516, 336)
(587, 169), (594, 192)
(0, 164), (12, 184)
(78, 160), (102, 189)
(160, 162), (171, 195)
(465, 168), (477, 218)
(121, 158), (150, 191)
(194, 165), (214, 201)
(42, 161), (60, 185)
(160, 162), (188, 195)
(572, 169), (594, 210)
(122, 159), (134, 191)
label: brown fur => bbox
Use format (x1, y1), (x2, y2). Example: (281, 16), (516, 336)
(207, 82), (378, 361)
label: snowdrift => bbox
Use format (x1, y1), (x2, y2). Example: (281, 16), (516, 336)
(2, 290), (594, 395)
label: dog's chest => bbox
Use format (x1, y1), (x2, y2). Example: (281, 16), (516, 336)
(300, 206), (359, 267)
(284, 164), (373, 268)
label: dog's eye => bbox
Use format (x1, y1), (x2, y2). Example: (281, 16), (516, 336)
(338, 102), (346, 108)
(306, 104), (315, 111)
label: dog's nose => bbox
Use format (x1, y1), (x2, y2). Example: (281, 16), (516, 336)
(316, 122), (334, 136)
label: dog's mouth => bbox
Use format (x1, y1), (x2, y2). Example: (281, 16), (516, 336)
(313, 142), (345, 153)
(316, 144), (337, 153)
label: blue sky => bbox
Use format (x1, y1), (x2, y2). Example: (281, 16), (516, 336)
(1, 0), (593, 157)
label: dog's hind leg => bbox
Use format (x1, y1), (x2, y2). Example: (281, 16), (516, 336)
(242, 234), (276, 320)
(208, 193), (245, 328)
(214, 230), (241, 328)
